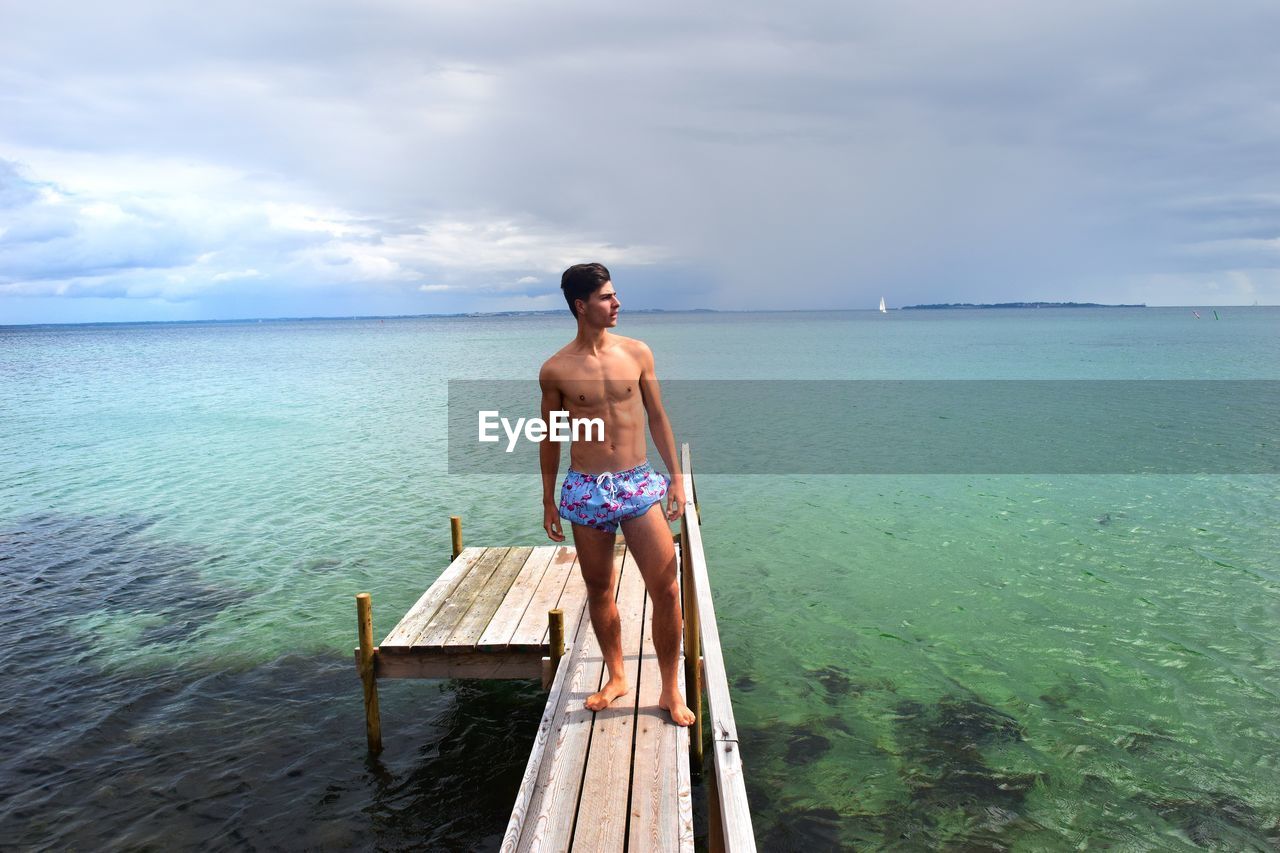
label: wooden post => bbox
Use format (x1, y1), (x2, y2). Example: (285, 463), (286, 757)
(356, 593), (383, 754)
(689, 461), (701, 524)
(549, 608), (565, 677)
(707, 765), (725, 853)
(680, 516), (704, 766)
(450, 515), (463, 562)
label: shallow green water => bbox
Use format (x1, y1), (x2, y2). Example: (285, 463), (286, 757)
(1, 308), (1277, 849)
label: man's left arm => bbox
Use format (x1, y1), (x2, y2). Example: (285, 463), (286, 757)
(636, 342), (686, 521)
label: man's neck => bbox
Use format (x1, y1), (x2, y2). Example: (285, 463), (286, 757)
(573, 323), (610, 354)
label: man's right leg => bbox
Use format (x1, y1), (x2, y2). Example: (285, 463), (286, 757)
(570, 522), (629, 711)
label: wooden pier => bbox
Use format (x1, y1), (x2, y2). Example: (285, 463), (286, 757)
(354, 446), (755, 851)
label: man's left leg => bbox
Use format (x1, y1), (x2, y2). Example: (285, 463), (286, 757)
(619, 504), (696, 726)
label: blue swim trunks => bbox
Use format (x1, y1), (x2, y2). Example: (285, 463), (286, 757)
(559, 461), (669, 533)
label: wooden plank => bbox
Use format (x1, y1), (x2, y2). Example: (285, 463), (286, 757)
(508, 546), (578, 650)
(681, 473), (737, 743)
(380, 547), (486, 651)
(516, 629), (607, 850)
(681, 444), (756, 852)
(413, 547), (511, 648)
(500, 597), (592, 852)
(680, 514), (704, 764)
(448, 546), (534, 647)
(510, 549), (628, 852)
(674, 662), (695, 852)
(628, 568), (693, 852)
(478, 546), (558, 650)
(359, 649), (544, 680)
(570, 551), (647, 852)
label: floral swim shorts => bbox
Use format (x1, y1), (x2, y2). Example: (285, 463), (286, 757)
(558, 461), (669, 533)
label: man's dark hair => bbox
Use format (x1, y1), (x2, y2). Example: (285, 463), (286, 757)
(560, 263), (611, 318)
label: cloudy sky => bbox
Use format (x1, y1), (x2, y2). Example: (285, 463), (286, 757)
(3, 1), (1279, 323)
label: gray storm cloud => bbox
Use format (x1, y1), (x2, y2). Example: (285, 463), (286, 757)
(2, 0), (1279, 320)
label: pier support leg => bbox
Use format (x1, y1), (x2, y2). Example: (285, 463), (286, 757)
(707, 766), (725, 853)
(549, 608), (565, 681)
(450, 515), (463, 562)
(679, 522), (704, 766)
(356, 592), (383, 755)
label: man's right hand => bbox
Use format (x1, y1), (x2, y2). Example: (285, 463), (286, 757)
(544, 504), (565, 542)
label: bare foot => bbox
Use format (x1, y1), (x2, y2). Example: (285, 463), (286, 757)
(659, 692), (697, 727)
(585, 676), (629, 711)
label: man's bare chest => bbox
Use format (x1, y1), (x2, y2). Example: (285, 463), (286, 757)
(559, 375), (640, 408)
(556, 356), (642, 409)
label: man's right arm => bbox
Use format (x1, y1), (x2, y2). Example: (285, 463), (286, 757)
(539, 363), (565, 542)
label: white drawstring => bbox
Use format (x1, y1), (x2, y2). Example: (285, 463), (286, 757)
(595, 470), (617, 500)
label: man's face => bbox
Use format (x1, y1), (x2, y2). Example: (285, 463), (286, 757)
(578, 281), (620, 327)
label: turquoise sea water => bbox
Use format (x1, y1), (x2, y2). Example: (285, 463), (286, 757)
(1, 308), (1278, 849)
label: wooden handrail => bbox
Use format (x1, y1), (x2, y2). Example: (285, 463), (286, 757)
(680, 444), (756, 852)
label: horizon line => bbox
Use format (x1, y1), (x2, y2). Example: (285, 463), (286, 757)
(2, 303), (1273, 329)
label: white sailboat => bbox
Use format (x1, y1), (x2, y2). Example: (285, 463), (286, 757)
(878, 296), (887, 314)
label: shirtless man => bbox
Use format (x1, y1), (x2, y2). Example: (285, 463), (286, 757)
(539, 262), (696, 727)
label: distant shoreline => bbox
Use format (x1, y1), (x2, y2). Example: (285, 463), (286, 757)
(12, 303), (1279, 329)
(901, 302), (1146, 310)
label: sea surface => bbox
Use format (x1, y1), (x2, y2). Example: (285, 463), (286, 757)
(1, 307), (1278, 850)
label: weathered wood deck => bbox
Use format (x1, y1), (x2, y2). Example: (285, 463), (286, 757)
(376, 544), (587, 681)
(370, 540), (694, 850)
(501, 542), (694, 852)
(353, 445), (756, 852)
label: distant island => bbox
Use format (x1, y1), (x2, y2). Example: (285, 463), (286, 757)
(901, 302), (1146, 310)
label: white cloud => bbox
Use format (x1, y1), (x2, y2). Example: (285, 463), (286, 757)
(482, 292), (561, 312)
(211, 268), (263, 281)
(0, 157), (668, 303)
(264, 203), (377, 239)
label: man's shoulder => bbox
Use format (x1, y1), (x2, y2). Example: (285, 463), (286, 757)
(539, 344), (576, 382)
(610, 334), (652, 359)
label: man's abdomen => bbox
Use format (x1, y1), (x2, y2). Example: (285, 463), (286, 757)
(565, 401), (648, 476)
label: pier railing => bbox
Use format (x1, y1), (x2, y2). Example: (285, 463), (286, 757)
(679, 443), (756, 852)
